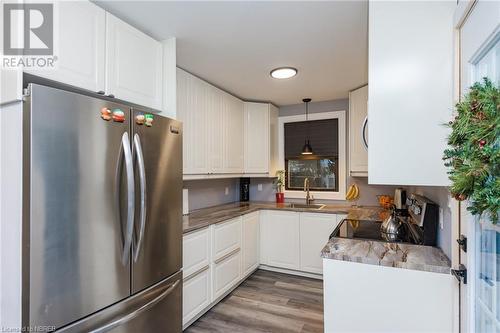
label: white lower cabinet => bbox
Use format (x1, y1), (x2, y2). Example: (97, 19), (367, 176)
(212, 250), (242, 300)
(299, 213), (339, 274)
(260, 210), (300, 270)
(183, 210), (342, 329)
(183, 267), (211, 326)
(242, 212), (260, 276)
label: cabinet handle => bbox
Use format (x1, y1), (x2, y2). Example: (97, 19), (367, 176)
(108, 94), (115, 98)
(361, 116), (368, 150)
(97, 90), (105, 95)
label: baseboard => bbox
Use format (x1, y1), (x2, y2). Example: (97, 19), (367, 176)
(258, 265), (323, 280)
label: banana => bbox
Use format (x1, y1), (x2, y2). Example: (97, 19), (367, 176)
(345, 184), (360, 201)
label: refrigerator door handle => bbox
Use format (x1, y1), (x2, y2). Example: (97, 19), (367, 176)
(88, 280), (180, 333)
(121, 132), (135, 265)
(133, 134), (147, 262)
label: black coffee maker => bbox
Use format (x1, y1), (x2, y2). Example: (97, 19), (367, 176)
(240, 178), (250, 202)
(406, 194), (439, 246)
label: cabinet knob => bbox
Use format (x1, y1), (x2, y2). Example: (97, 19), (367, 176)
(97, 91), (105, 95)
(107, 94), (115, 98)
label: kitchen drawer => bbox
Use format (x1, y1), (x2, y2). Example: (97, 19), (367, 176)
(212, 217), (242, 261)
(183, 227), (211, 279)
(212, 249), (241, 300)
(182, 267), (211, 327)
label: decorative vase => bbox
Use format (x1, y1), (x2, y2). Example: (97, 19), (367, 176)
(275, 192), (285, 203)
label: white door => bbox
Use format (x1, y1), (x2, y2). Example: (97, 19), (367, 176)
(299, 213), (338, 274)
(456, 1), (499, 331)
(223, 93), (244, 173)
(242, 212), (260, 276)
(25, 1), (105, 93)
(105, 13), (162, 109)
(244, 102), (270, 173)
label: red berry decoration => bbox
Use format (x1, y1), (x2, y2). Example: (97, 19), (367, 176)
(479, 139), (486, 148)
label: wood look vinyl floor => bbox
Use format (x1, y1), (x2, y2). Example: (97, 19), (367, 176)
(184, 270), (324, 333)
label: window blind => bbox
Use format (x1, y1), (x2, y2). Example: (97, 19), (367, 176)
(284, 119), (339, 158)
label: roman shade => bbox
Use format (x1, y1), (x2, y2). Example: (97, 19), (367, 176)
(284, 119), (339, 158)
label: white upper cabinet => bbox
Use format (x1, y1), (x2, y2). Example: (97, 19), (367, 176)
(177, 69), (209, 174)
(368, 1), (454, 186)
(106, 13), (163, 109)
(25, 1), (105, 93)
(223, 93), (244, 173)
(177, 68), (245, 178)
(349, 85), (368, 177)
(244, 102), (279, 175)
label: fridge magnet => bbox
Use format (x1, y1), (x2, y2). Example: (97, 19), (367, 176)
(100, 107), (112, 121)
(135, 114), (145, 125)
(145, 114), (154, 127)
(112, 109), (125, 123)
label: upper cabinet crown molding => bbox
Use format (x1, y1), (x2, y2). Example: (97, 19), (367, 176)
(105, 13), (163, 109)
(368, 1), (454, 186)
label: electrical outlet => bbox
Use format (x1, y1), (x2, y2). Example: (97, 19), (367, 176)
(439, 207), (444, 230)
(258, 184), (263, 191)
(225, 187), (229, 195)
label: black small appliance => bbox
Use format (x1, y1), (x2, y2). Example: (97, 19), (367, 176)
(240, 178), (250, 202)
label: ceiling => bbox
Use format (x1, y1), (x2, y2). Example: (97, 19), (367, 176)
(95, 1), (368, 106)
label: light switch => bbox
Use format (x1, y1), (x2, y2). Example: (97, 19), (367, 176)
(225, 187), (229, 195)
(258, 184), (263, 191)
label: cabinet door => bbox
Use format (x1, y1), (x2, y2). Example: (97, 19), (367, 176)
(244, 103), (269, 173)
(261, 211), (300, 270)
(299, 213), (338, 274)
(212, 250), (241, 300)
(106, 13), (162, 109)
(368, 1), (453, 186)
(25, 1), (105, 92)
(212, 217), (242, 261)
(183, 267), (211, 327)
(183, 227), (211, 279)
(223, 93), (244, 173)
(208, 86), (224, 173)
(349, 85), (368, 176)
(176, 69), (208, 174)
(242, 212), (260, 276)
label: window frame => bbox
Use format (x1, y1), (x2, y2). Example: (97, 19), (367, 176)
(278, 111), (346, 200)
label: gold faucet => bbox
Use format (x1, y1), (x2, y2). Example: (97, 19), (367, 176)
(304, 177), (314, 205)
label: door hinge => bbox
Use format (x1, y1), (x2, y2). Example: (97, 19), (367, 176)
(457, 234), (467, 252)
(451, 264), (467, 284)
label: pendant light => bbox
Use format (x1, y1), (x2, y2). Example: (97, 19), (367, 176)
(301, 98), (313, 155)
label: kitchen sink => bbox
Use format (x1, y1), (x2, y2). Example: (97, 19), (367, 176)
(286, 203), (326, 210)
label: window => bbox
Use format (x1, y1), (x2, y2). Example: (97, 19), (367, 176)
(284, 119), (339, 192)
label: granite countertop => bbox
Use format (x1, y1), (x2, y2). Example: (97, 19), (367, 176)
(321, 237), (451, 274)
(183, 201), (387, 234)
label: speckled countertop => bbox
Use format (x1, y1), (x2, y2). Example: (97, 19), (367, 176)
(182, 201), (387, 233)
(321, 237), (451, 274)
(182, 201), (450, 274)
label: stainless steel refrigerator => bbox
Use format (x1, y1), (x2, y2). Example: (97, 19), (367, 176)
(22, 83), (182, 332)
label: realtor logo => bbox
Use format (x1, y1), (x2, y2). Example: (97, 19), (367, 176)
(3, 3), (53, 56)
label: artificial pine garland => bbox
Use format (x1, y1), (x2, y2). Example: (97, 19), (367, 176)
(443, 78), (499, 223)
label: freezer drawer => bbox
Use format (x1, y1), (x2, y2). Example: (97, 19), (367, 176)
(58, 271), (182, 333)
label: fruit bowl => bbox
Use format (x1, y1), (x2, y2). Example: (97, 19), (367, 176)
(377, 195), (393, 209)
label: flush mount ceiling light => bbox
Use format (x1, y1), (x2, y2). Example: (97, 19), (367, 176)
(270, 67), (297, 79)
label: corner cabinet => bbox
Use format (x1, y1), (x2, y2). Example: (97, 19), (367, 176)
(105, 13), (163, 109)
(244, 102), (279, 176)
(177, 68), (245, 178)
(349, 85), (368, 177)
(368, 1), (454, 186)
